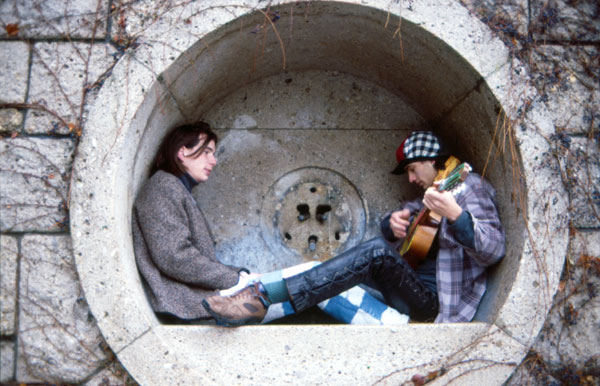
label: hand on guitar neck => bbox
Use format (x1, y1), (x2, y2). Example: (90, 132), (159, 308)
(389, 182), (463, 240)
(422, 182), (463, 223)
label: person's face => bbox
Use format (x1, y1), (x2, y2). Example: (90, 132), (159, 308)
(178, 135), (217, 182)
(405, 160), (437, 190)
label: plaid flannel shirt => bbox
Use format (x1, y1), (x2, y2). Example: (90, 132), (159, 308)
(397, 172), (505, 323)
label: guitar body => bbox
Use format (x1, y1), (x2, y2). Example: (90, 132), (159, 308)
(399, 212), (439, 269)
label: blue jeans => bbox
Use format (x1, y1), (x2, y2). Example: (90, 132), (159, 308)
(285, 237), (439, 322)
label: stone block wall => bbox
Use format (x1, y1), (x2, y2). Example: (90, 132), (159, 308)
(0, 0), (598, 385)
(0, 2), (128, 384)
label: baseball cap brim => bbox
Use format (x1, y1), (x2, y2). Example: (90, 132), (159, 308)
(391, 155), (440, 175)
(391, 162), (408, 175)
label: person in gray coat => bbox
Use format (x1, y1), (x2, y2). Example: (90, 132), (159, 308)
(132, 122), (253, 322)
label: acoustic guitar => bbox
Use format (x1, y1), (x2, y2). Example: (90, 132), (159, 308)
(398, 162), (472, 269)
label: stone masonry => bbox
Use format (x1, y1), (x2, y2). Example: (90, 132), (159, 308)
(1, 0), (598, 385)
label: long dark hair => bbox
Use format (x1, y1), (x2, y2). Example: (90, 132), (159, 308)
(152, 122), (218, 176)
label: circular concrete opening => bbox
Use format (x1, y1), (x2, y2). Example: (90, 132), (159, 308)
(71, 1), (568, 385)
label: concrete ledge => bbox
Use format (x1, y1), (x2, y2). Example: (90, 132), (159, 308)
(117, 324), (525, 385)
(70, 1), (568, 384)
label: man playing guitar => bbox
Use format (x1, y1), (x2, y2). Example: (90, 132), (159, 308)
(204, 131), (506, 324)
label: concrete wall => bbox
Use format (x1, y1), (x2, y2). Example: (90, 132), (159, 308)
(0, 0), (598, 385)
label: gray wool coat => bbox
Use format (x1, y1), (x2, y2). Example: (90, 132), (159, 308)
(132, 170), (242, 320)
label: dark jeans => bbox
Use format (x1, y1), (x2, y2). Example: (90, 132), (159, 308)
(285, 237), (439, 322)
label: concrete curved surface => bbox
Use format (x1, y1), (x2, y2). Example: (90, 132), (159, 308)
(70, 1), (568, 384)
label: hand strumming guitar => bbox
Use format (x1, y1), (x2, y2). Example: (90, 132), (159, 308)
(423, 182), (463, 222)
(389, 209), (411, 239)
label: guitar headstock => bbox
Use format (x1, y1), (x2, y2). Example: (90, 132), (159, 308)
(457, 163), (472, 182)
(438, 163), (472, 192)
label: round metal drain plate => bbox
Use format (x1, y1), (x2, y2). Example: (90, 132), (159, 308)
(260, 167), (367, 262)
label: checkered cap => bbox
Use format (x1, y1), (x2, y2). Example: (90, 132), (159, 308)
(392, 131), (446, 174)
